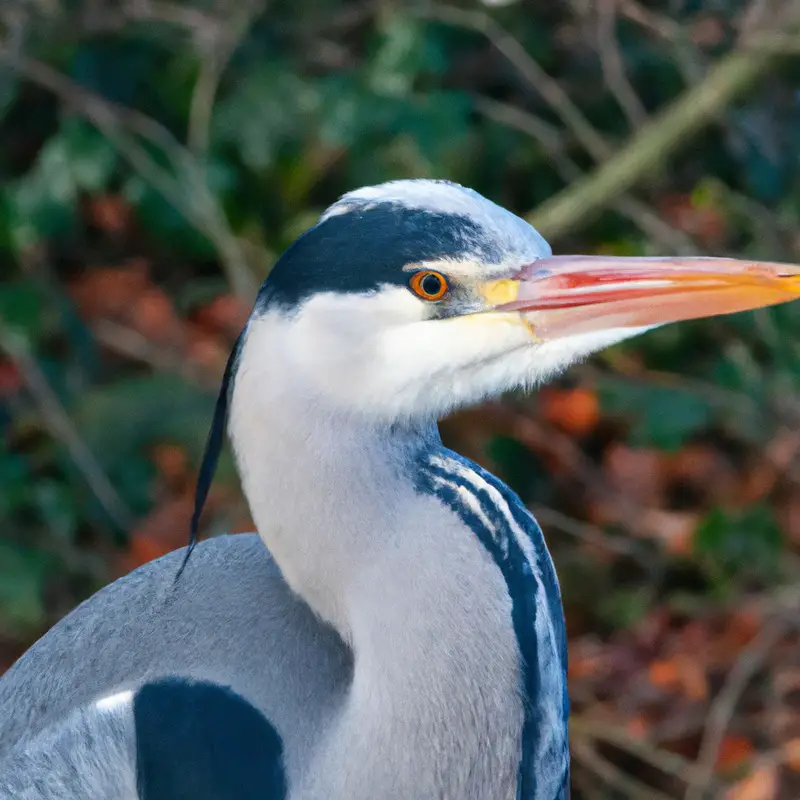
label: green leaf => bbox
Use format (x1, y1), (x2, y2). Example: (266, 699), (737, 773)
(0, 282), (43, 338)
(70, 374), (236, 515)
(214, 64), (319, 171)
(694, 505), (783, 593)
(0, 543), (56, 636)
(367, 15), (426, 97)
(33, 479), (79, 541)
(123, 175), (216, 259)
(0, 455), (34, 518)
(7, 119), (117, 251)
(597, 585), (652, 629)
(598, 380), (714, 450)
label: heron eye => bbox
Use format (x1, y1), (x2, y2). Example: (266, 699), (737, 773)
(410, 270), (448, 301)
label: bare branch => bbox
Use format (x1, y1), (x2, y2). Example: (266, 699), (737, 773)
(527, 37), (791, 240)
(596, 0), (648, 128)
(474, 96), (699, 253)
(416, 4), (611, 161)
(0, 46), (258, 299)
(0, 321), (135, 531)
(187, 2), (264, 158)
(617, 0), (706, 83)
(684, 616), (789, 800)
(572, 736), (676, 800)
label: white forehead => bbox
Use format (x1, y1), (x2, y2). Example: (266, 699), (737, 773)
(319, 179), (551, 260)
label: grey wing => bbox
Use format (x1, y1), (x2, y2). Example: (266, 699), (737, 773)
(0, 534), (352, 793)
(0, 677), (288, 800)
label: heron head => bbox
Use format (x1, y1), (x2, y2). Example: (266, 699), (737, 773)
(178, 179), (800, 563)
(237, 179), (800, 423)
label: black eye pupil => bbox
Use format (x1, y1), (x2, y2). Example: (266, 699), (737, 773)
(421, 273), (442, 296)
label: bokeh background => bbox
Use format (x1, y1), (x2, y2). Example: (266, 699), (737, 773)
(3, 0), (800, 797)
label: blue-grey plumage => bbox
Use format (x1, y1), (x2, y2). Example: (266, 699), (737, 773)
(5, 177), (683, 800)
(4, 179), (796, 798)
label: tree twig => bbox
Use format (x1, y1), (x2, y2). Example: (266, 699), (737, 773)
(684, 616), (788, 800)
(571, 715), (721, 794)
(474, 96), (699, 253)
(0, 321), (134, 531)
(0, 46), (257, 299)
(187, 2), (263, 158)
(527, 38), (791, 240)
(572, 735), (676, 800)
(596, 0), (648, 128)
(416, 4), (611, 161)
(617, 0), (705, 83)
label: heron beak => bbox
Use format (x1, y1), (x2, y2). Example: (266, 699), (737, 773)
(486, 255), (800, 339)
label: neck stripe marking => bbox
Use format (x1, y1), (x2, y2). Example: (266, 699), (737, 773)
(417, 447), (569, 800)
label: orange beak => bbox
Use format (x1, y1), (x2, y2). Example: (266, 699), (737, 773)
(492, 255), (800, 339)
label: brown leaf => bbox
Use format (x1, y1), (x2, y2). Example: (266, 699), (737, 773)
(68, 259), (150, 320)
(690, 15), (727, 48)
(785, 738), (800, 772)
(123, 494), (196, 571)
(86, 194), (132, 235)
(0, 360), (21, 396)
(128, 287), (183, 344)
(625, 715), (650, 739)
(125, 533), (173, 571)
(196, 294), (251, 338)
(677, 653), (709, 701)
(659, 193), (727, 246)
(778, 491), (800, 549)
(666, 444), (738, 506)
(711, 610), (762, 665)
(186, 328), (229, 374)
(151, 443), (189, 489)
(539, 386), (600, 437)
(649, 658), (680, 690)
(604, 444), (666, 507)
(716, 735), (755, 772)
(725, 764), (778, 800)
(648, 654), (708, 700)
(640, 509), (699, 555)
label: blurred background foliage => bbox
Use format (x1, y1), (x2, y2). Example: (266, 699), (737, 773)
(2, 0), (800, 796)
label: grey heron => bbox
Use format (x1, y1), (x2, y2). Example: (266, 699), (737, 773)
(2, 179), (800, 800)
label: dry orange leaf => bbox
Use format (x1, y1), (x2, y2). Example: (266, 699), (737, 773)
(604, 444), (665, 507)
(716, 735), (755, 772)
(151, 443), (189, 488)
(659, 193), (726, 245)
(690, 15), (726, 48)
(649, 658), (680, 689)
(539, 386), (600, 437)
(640, 509), (699, 556)
(128, 494), (195, 558)
(676, 654), (708, 701)
(86, 194), (132, 234)
(197, 294), (251, 336)
(0, 360), (21, 396)
(126, 534), (172, 570)
(784, 738), (800, 771)
(129, 287), (183, 344)
(648, 655), (708, 700)
(68, 260), (150, 319)
(625, 715), (650, 739)
(186, 329), (229, 374)
(725, 764), (778, 800)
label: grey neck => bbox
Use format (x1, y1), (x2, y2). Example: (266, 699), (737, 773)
(228, 372), (523, 799)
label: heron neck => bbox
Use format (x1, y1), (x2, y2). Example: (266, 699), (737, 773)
(229, 374), (524, 798)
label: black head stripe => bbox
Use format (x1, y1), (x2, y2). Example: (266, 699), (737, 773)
(175, 330), (245, 580)
(257, 203), (502, 310)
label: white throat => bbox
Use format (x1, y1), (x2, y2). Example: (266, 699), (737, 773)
(229, 313), (524, 799)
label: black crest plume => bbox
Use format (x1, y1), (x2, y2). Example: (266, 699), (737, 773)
(175, 331), (244, 581)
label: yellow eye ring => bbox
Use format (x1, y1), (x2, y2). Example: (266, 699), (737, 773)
(409, 270), (449, 301)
